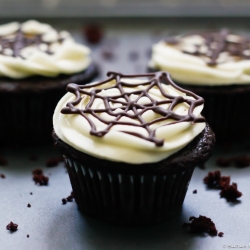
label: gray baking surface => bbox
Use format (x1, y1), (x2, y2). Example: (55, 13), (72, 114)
(1, 19), (250, 250)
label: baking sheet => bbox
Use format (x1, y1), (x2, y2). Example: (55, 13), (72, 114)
(0, 19), (250, 250)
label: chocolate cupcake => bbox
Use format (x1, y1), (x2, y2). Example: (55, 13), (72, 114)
(52, 71), (215, 225)
(0, 20), (98, 145)
(149, 30), (250, 142)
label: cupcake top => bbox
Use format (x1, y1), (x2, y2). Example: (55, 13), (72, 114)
(53, 71), (206, 164)
(0, 20), (91, 79)
(149, 30), (250, 86)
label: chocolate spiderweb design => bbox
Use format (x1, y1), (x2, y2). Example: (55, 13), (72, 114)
(0, 26), (63, 58)
(61, 71), (205, 147)
(167, 29), (250, 66)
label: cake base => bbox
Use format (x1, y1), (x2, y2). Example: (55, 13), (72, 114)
(52, 124), (215, 225)
(0, 64), (99, 146)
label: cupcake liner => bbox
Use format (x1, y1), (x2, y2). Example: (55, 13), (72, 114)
(65, 157), (194, 225)
(0, 89), (65, 145)
(191, 88), (250, 142)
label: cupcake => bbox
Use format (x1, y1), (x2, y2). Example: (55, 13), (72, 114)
(0, 20), (98, 145)
(148, 30), (250, 142)
(52, 71), (215, 225)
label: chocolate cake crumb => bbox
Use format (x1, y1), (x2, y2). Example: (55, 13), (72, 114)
(101, 48), (114, 60)
(184, 215), (218, 236)
(27, 234), (29, 238)
(66, 195), (73, 202)
(33, 175), (49, 186)
(218, 232), (224, 237)
(234, 155), (250, 167)
(0, 155), (8, 166)
(83, 24), (103, 44)
(203, 170), (222, 188)
(6, 221), (18, 231)
(216, 155), (250, 168)
(204, 171), (242, 201)
(29, 155), (38, 161)
(46, 157), (64, 167)
(220, 182), (242, 201)
(32, 168), (43, 175)
(193, 189), (197, 194)
(216, 157), (231, 167)
(0, 173), (5, 178)
(219, 176), (231, 189)
(62, 191), (74, 204)
(30, 192), (33, 195)
(27, 203), (31, 208)
(32, 169), (49, 186)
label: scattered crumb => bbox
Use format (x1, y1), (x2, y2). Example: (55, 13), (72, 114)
(203, 170), (222, 188)
(27, 204), (31, 208)
(216, 157), (231, 167)
(27, 234), (29, 238)
(6, 222), (18, 231)
(216, 155), (250, 168)
(46, 157), (64, 167)
(0, 173), (5, 178)
(193, 190), (197, 194)
(234, 155), (250, 168)
(33, 175), (49, 186)
(204, 170), (242, 201)
(0, 155), (8, 166)
(29, 155), (38, 161)
(83, 24), (103, 44)
(32, 169), (49, 186)
(101, 48), (114, 60)
(183, 215), (218, 236)
(218, 232), (224, 237)
(66, 195), (73, 202)
(62, 191), (74, 205)
(220, 182), (242, 201)
(30, 192), (33, 195)
(219, 176), (231, 189)
(32, 168), (43, 175)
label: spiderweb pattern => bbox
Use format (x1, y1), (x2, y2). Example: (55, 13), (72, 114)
(0, 26), (63, 57)
(61, 71), (205, 147)
(167, 29), (250, 66)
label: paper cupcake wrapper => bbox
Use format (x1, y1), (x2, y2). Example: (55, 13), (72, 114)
(0, 90), (65, 145)
(198, 90), (250, 142)
(65, 157), (194, 225)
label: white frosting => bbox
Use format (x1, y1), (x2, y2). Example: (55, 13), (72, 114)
(53, 77), (205, 164)
(149, 35), (250, 86)
(0, 20), (91, 79)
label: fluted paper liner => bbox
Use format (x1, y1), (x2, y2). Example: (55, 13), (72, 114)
(65, 157), (194, 225)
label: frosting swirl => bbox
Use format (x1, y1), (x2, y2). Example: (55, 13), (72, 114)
(53, 71), (206, 164)
(149, 30), (250, 86)
(0, 20), (91, 79)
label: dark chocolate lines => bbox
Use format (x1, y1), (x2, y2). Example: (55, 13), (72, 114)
(61, 71), (205, 147)
(0, 26), (64, 58)
(167, 30), (250, 66)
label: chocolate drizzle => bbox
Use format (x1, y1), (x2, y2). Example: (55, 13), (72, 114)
(61, 71), (205, 147)
(166, 29), (250, 66)
(0, 26), (64, 58)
